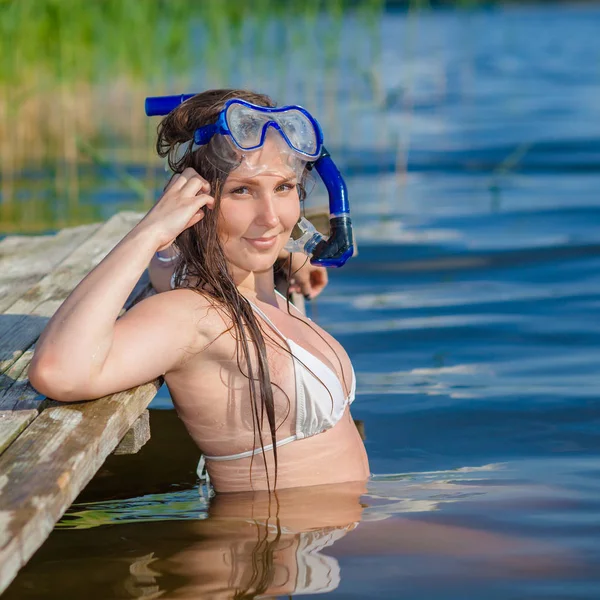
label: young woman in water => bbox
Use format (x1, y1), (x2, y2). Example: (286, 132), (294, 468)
(29, 89), (370, 493)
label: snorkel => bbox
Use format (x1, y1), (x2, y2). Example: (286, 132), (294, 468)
(145, 94), (354, 267)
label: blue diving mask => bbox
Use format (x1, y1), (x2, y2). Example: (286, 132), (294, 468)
(194, 98), (324, 160)
(146, 94), (354, 267)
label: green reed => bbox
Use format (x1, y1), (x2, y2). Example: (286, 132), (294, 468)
(0, 0), (385, 232)
(1, 6), (379, 150)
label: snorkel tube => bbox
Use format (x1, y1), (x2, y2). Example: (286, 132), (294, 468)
(145, 94), (354, 267)
(308, 148), (354, 267)
(145, 94), (196, 116)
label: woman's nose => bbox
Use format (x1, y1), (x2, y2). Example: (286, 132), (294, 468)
(255, 193), (279, 228)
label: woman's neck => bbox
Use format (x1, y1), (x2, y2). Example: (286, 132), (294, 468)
(234, 268), (278, 306)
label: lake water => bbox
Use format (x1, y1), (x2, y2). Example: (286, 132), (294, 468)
(6, 3), (600, 598)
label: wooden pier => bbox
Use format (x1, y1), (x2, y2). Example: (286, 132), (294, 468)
(0, 212), (159, 594)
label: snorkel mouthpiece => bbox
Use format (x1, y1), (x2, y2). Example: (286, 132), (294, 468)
(145, 94), (355, 267)
(309, 214), (354, 267)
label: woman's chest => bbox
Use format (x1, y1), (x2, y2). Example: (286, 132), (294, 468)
(164, 314), (353, 452)
(165, 334), (298, 443)
(252, 310), (354, 401)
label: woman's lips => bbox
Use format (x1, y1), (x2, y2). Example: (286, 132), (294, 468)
(244, 236), (278, 250)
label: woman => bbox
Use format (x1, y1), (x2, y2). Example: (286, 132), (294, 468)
(29, 89), (370, 493)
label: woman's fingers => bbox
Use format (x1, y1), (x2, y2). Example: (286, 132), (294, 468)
(143, 168), (216, 250)
(170, 167), (210, 196)
(187, 192), (216, 222)
(182, 213), (203, 232)
(179, 177), (211, 198)
(181, 192), (215, 217)
(297, 276), (313, 299)
(287, 254), (329, 300)
(160, 169), (214, 216)
(294, 267), (328, 299)
(163, 172), (182, 193)
(309, 267), (328, 298)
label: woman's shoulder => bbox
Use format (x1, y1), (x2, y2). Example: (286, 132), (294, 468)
(131, 288), (233, 352)
(166, 287), (235, 325)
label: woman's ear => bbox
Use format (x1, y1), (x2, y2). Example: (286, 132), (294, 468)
(297, 183), (306, 202)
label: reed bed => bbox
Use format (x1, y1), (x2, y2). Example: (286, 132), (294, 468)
(1, 0), (456, 233)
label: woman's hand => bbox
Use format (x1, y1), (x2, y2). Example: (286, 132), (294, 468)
(138, 168), (215, 251)
(287, 253), (329, 299)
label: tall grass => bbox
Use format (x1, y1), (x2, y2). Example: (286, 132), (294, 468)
(6, 0), (521, 233)
(0, 0), (387, 233)
(0, 0), (384, 159)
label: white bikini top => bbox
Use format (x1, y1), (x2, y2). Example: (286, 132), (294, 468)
(204, 293), (356, 463)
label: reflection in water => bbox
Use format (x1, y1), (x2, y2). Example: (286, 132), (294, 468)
(159, 485), (364, 598)
(6, 468), (582, 600)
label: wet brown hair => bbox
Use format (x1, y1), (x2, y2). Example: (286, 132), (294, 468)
(156, 89), (296, 490)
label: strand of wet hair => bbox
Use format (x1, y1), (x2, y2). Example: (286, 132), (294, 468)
(284, 254), (351, 399)
(234, 491), (283, 598)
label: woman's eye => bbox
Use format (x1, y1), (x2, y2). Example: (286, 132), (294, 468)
(276, 183), (296, 193)
(230, 186), (249, 195)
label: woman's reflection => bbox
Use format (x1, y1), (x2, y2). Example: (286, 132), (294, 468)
(155, 481), (365, 598)
(6, 479), (576, 599)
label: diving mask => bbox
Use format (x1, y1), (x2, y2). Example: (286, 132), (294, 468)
(194, 98), (324, 160)
(145, 94), (354, 267)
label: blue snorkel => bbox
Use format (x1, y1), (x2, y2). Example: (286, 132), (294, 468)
(145, 95), (354, 268)
(309, 148), (354, 267)
(145, 94), (196, 116)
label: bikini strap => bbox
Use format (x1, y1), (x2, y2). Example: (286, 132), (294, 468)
(245, 297), (289, 342)
(203, 434), (298, 462)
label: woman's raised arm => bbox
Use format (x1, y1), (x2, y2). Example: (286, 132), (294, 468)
(29, 168), (214, 401)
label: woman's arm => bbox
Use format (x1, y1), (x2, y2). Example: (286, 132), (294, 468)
(149, 246), (180, 293)
(29, 168), (214, 401)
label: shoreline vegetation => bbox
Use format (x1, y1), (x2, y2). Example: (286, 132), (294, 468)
(1, 0), (385, 233)
(0, 0), (586, 234)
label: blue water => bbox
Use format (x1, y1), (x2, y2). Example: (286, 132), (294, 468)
(7, 3), (600, 598)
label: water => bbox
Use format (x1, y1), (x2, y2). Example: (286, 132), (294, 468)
(6, 3), (600, 598)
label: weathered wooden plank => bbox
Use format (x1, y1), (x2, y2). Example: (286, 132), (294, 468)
(0, 214), (161, 591)
(0, 313), (52, 375)
(0, 267), (154, 456)
(0, 277), (153, 414)
(0, 224), (101, 313)
(0, 217), (155, 461)
(0, 212), (144, 375)
(0, 411), (37, 455)
(0, 348), (38, 409)
(0, 378), (162, 595)
(0, 281), (156, 457)
(4, 212), (143, 317)
(112, 410), (151, 455)
(0, 348), (44, 454)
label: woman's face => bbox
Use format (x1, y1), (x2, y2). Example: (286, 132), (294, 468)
(217, 135), (302, 276)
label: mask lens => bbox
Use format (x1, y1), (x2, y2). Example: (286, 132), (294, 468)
(226, 102), (269, 149)
(277, 109), (318, 156)
(225, 101), (320, 158)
